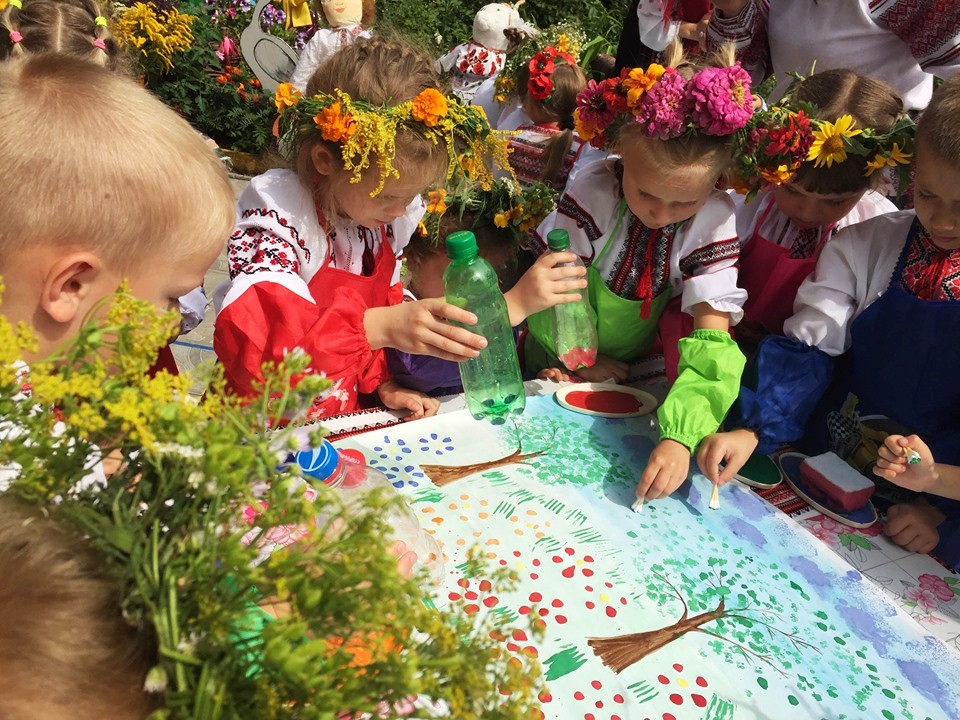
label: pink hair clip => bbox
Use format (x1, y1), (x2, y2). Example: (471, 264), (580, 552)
(9, 31), (23, 44)
(92, 37), (106, 51)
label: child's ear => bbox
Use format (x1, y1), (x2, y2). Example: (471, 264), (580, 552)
(40, 252), (105, 325)
(311, 143), (337, 176)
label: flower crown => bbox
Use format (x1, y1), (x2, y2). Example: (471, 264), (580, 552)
(527, 46), (576, 102)
(418, 178), (557, 245)
(274, 82), (512, 195)
(574, 62), (754, 149)
(732, 101), (915, 200)
(494, 21), (586, 104)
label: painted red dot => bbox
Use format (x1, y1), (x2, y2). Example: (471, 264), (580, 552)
(574, 691), (585, 701)
(552, 555), (563, 563)
(584, 554), (594, 562)
(464, 604), (480, 614)
(605, 605), (618, 618)
(530, 573), (539, 580)
(457, 578), (470, 588)
(591, 680), (602, 690)
(605, 582), (614, 588)
(562, 566), (576, 578)
(613, 694), (625, 703)
(585, 585), (594, 592)
(555, 614), (568, 624)
(513, 550), (522, 557)
(479, 579), (492, 591)
(532, 558), (541, 566)
(595, 701), (604, 709)
(657, 675), (670, 685)
(582, 568), (595, 577)
(482, 596), (499, 608)
(465, 591), (478, 600)
(669, 693), (683, 705)
(611, 716), (622, 720)
(512, 629), (528, 641)
(538, 607), (549, 616)
(506, 642), (520, 652)
(584, 715), (595, 720)
(538, 691), (552, 703)
(672, 663), (684, 672)
(529, 592), (543, 602)
(692, 694), (707, 708)
(551, 599), (564, 608)
(448, 592), (462, 601)
(499, 559), (507, 565)
(585, 601), (596, 609)
(620, 596), (628, 605)
(663, 714), (677, 720)
(695, 676), (708, 687)
(565, 547), (575, 555)
(518, 605), (531, 615)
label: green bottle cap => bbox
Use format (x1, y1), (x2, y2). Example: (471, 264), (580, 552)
(546, 229), (571, 251)
(445, 230), (479, 261)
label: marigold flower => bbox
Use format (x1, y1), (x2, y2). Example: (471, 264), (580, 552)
(759, 163), (795, 185)
(274, 82), (302, 113)
(622, 63), (665, 110)
(313, 101), (357, 143)
(807, 114), (862, 168)
(426, 189), (447, 214)
(411, 88), (448, 127)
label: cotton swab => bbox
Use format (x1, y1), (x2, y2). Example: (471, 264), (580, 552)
(709, 482), (721, 510)
(631, 496), (645, 513)
(904, 446), (922, 465)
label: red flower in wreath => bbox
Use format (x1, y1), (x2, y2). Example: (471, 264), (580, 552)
(528, 73), (554, 100)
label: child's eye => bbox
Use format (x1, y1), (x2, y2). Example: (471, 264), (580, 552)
(917, 189), (936, 200)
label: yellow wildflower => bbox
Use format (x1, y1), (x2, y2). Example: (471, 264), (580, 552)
(573, 108), (598, 142)
(493, 212), (510, 229)
(807, 114), (862, 168)
(313, 102), (357, 143)
(274, 83), (302, 113)
(426, 189), (447, 214)
(555, 34), (571, 54)
(411, 88), (448, 127)
(114, 3), (193, 73)
(417, 221), (428, 237)
(863, 143), (913, 177)
(759, 164), (794, 185)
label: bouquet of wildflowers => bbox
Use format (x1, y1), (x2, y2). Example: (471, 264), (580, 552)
(0, 284), (544, 719)
(494, 22), (587, 104)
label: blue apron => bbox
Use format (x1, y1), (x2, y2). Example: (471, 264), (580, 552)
(827, 219), (960, 466)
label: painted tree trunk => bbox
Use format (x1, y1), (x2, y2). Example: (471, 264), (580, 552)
(420, 449), (545, 486)
(588, 599), (726, 674)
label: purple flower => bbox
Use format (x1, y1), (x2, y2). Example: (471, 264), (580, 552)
(686, 64), (753, 136)
(576, 80), (618, 132)
(635, 69), (687, 140)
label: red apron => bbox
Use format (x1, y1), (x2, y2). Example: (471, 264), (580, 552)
(738, 201), (831, 335)
(304, 222), (399, 418)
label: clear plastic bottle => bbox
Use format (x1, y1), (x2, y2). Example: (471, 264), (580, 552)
(546, 229), (598, 371)
(293, 440), (444, 585)
(443, 230), (525, 424)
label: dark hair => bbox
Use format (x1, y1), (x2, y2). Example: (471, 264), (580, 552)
(516, 60), (587, 187)
(790, 69), (904, 194)
(917, 73), (960, 167)
(0, 0), (124, 71)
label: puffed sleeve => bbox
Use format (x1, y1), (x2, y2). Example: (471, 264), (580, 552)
(674, 191), (747, 324)
(658, 329), (746, 451)
(636, 0), (680, 51)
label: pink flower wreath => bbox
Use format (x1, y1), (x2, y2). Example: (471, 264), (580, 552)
(573, 62), (754, 148)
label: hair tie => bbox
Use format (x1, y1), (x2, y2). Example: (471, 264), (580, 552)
(8, 0), (22, 8)
(92, 37), (106, 51)
(9, 30), (23, 43)
(95, 16), (108, 27)
(560, 113), (575, 131)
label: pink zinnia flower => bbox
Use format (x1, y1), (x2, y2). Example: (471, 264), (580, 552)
(576, 79), (618, 132)
(635, 69), (687, 139)
(918, 574), (955, 602)
(686, 64), (753, 136)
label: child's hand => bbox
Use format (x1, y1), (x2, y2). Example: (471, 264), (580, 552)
(504, 251), (587, 325)
(884, 500), (945, 554)
(389, 540), (419, 579)
(366, 299), (487, 361)
(637, 439), (690, 501)
(874, 434), (938, 491)
(696, 428), (759, 486)
(537, 367), (574, 383)
(378, 380), (440, 421)
(574, 354), (629, 383)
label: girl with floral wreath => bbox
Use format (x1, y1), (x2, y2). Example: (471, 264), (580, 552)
(528, 42), (752, 503)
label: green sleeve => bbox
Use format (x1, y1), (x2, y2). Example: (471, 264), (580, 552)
(657, 329), (746, 451)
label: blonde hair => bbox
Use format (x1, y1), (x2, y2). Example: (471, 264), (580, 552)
(516, 60), (587, 187)
(616, 41), (739, 179)
(296, 36), (449, 218)
(0, 0), (123, 70)
(917, 73), (960, 168)
(0, 496), (157, 720)
(0, 55), (234, 274)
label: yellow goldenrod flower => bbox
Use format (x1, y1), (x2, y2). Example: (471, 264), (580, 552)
(807, 114), (862, 168)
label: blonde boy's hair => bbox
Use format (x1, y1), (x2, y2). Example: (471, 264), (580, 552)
(0, 54), (234, 273)
(917, 73), (960, 167)
(297, 36), (449, 218)
(0, 496), (158, 720)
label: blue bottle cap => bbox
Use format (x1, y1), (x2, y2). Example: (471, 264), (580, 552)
(293, 439), (340, 481)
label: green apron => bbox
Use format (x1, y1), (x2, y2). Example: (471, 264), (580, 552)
(527, 200), (671, 367)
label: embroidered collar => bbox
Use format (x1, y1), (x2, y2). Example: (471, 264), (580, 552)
(899, 223), (960, 301)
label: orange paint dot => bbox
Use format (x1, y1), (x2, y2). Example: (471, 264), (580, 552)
(514, 529), (524, 536)
(431, 517), (444, 525)
(526, 509), (537, 515)
(478, 512), (489, 519)
(421, 507), (435, 513)
(456, 539), (466, 546)
(459, 494), (470, 500)
(459, 515), (469, 521)
(509, 515), (519, 522)
(486, 552), (497, 559)
(485, 539), (500, 546)
(448, 504), (458, 510)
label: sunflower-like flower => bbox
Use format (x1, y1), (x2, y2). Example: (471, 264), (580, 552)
(274, 82), (302, 113)
(864, 142), (913, 177)
(313, 101), (357, 142)
(411, 88), (448, 127)
(807, 114), (862, 168)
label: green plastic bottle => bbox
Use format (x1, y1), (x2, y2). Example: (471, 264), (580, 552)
(443, 230), (525, 424)
(545, 229), (598, 371)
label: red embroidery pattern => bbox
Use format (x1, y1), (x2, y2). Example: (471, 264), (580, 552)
(554, 194), (602, 246)
(899, 223), (960, 301)
(870, 0), (960, 66)
(508, 125), (583, 189)
(609, 215), (675, 301)
(678, 237), (740, 278)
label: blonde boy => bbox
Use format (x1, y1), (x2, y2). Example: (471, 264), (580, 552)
(0, 54), (234, 356)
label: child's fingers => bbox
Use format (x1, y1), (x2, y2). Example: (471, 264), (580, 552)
(877, 442), (905, 463)
(696, 442), (724, 483)
(421, 397), (440, 417)
(422, 299), (478, 326)
(883, 505), (912, 536)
